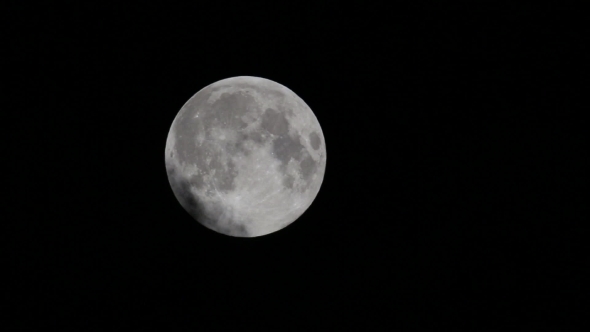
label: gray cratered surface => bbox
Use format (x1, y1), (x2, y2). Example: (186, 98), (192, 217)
(165, 76), (326, 237)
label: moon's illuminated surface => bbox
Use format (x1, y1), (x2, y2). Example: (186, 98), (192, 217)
(165, 76), (326, 237)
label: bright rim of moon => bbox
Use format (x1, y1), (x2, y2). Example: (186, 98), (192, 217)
(165, 76), (326, 237)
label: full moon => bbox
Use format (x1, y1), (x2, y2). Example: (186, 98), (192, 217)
(165, 76), (326, 237)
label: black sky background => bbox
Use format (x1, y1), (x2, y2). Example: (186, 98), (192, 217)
(5, 2), (588, 329)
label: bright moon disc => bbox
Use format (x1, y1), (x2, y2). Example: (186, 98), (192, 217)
(165, 76), (326, 237)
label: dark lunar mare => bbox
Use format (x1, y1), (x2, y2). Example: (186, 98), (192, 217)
(309, 131), (321, 150)
(259, 107), (318, 191)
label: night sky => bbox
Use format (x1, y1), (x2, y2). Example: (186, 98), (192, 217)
(5, 3), (587, 329)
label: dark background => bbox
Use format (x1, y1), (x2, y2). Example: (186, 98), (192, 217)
(5, 2), (587, 329)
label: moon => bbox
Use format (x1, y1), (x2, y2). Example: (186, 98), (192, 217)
(165, 76), (326, 237)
